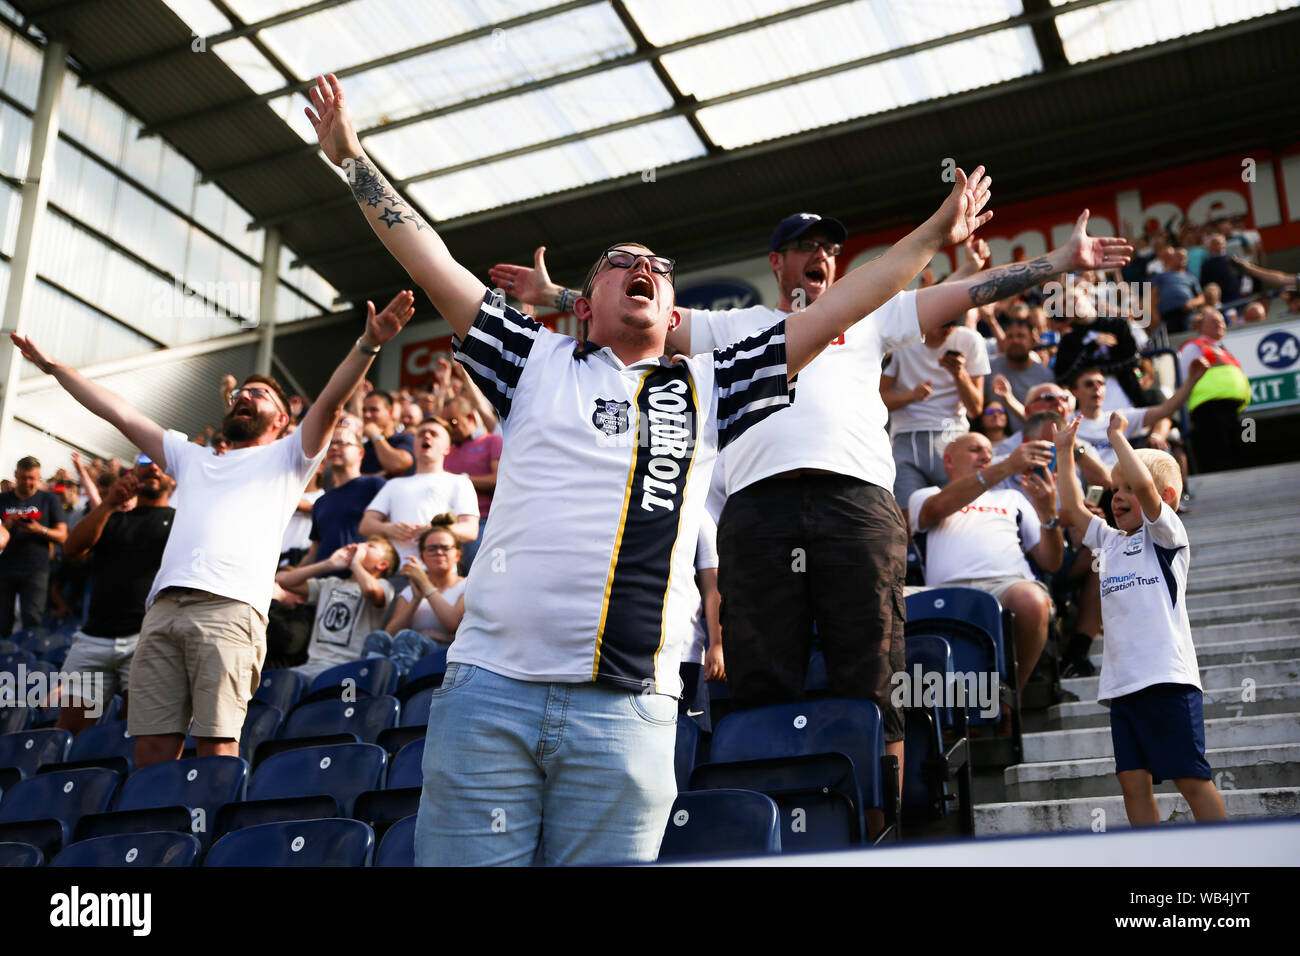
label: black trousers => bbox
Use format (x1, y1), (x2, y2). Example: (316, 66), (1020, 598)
(0, 567), (50, 634)
(1190, 400), (1241, 474)
(717, 474), (907, 743)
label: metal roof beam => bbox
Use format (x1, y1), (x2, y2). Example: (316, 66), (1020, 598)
(1022, 0), (1069, 71)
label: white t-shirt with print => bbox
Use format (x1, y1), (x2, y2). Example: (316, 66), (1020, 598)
(1074, 408), (1148, 470)
(908, 486), (1041, 585)
(690, 291), (921, 495)
(364, 471), (479, 565)
(150, 429), (326, 616)
(397, 578), (468, 643)
(1083, 505), (1200, 704)
(295, 576), (396, 680)
(885, 326), (991, 437)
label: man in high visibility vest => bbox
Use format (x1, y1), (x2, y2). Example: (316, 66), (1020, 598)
(1178, 309), (1251, 473)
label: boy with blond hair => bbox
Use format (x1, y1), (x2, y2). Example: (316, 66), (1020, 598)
(1055, 411), (1226, 826)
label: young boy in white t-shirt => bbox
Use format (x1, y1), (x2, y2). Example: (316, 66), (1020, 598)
(1055, 411), (1226, 826)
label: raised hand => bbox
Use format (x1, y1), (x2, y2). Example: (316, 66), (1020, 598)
(1108, 410), (1129, 437)
(487, 246), (556, 308)
(992, 374), (1012, 400)
(365, 289), (415, 348)
(1055, 415), (1081, 455)
(105, 471), (139, 508)
(328, 544), (358, 570)
(305, 73), (362, 169)
(1020, 467), (1058, 518)
(964, 236), (991, 271)
(9, 333), (57, 374)
(1009, 439), (1054, 474)
(928, 166), (993, 247)
(1062, 210), (1134, 272)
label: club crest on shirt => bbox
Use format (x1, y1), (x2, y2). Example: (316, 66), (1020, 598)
(1123, 534), (1144, 556)
(591, 399), (632, 436)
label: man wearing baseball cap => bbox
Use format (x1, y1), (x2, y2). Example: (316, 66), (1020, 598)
(493, 207), (1131, 811)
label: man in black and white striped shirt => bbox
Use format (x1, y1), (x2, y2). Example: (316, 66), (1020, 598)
(307, 72), (991, 866)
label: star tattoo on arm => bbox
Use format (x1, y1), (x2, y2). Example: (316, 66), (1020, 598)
(348, 156), (430, 231)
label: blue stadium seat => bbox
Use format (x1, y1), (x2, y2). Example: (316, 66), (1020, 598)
(0, 639), (16, 654)
(17, 659), (61, 727)
(404, 646), (449, 689)
(49, 720), (134, 776)
(214, 742), (386, 841)
(706, 699), (899, 844)
(0, 728), (72, 778)
(376, 724), (426, 755)
(76, 756), (249, 846)
(51, 831), (201, 867)
(0, 841), (44, 866)
(353, 787), (420, 845)
(674, 718), (700, 792)
(205, 818), (374, 867)
(20, 632), (70, 657)
(374, 813), (416, 867)
(0, 707), (30, 736)
(253, 669), (307, 713)
(658, 790), (781, 861)
(305, 658), (398, 702)
(237, 700), (284, 764)
(98, 695), (123, 725)
(905, 587), (1021, 757)
(690, 752), (861, 852)
(901, 634), (973, 835)
(41, 645), (68, 666)
(387, 738), (424, 790)
(0, 767), (119, 855)
(0, 649), (36, 671)
(278, 695), (399, 750)
(400, 686), (435, 728)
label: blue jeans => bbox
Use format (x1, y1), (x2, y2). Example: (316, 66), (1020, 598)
(362, 629), (444, 675)
(415, 663), (678, 866)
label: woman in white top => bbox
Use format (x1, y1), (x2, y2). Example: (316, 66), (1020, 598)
(362, 515), (467, 673)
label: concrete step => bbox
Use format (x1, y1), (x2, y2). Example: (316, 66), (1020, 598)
(1187, 583), (1300, 612)
(1188, 599), (1300, 628)
(1061, 658), (1300, 699)
(1182, 518), (1300, 548)
(1090, 634), (1300, 666)
(1022, 713), (1300, 763)
(1004, 743), (1300, 802)
(1190, 617), (1300, 645)
(1185, 561), (1300, 594)
(1048, 682), (1300, 730)
(1192, 538), (1300, 566)
(974, 786), (1300, 835)
(1187, 461), (1300, 493)
(1183, 505), (1300, 533)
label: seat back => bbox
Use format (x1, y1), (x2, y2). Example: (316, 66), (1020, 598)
(283, 696), (400, 744)
(399, 687), (436, 728)
(68, 720), (135, 764)
(0, 767), (119, 829)
(405, 646), (449, 686)
(253, 669), (307, 713)
(387, 738), (425, 790)
(690, 753), (862, 851)
(906, 589), (1005, 727)
(51, 831), (201, 867)
(658, 790), (780, 860)
(0, 841), (44, 866)
(248, 742), (387, 816)
(374, 813), (416, 867)
(0, 728), (72, 777)
(205, 818), (373, 867)
(239, 701), (285, 763)
(711, 698), (887, 810)
(308, 659), (398, 699)
(117, 756), (249, 823)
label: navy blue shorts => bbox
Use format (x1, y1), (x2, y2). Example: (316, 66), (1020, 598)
(1110, 683), (1212, 783)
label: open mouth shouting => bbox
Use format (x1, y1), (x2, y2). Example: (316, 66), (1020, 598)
(803, 265), (828, 293)
(625, 272), (656, 304)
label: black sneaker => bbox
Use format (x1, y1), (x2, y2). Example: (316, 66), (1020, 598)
(1059, 655), (1096, 679)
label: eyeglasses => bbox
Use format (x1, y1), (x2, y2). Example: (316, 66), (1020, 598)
(1032, 392), (1069, 403)
(584, 248), (676, 296)
(983, 408), (1008, 416)
(780, 239), (842, 256)
(229, 385), (284, 412)
(422, 544), (455, 554)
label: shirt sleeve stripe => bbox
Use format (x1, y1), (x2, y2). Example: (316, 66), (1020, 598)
(713, 319), (791, 449)
(452, 291), (545, 419)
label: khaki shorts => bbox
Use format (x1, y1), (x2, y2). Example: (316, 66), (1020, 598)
(127, 588), (266, 740)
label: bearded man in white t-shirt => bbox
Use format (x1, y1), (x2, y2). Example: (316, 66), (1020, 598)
(10, 292), (415, 768)
(909, 432), (1064, 692)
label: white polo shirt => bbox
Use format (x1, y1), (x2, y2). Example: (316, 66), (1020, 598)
(690, 292), (920, 496)
(1084, 505), (1200, 703)
(450, 291), (791, 696)
(908, 486), (1040, 585)
(150, 428), (326, 616)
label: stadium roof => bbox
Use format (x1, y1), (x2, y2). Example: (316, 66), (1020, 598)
(8, 0), (1300, 314)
